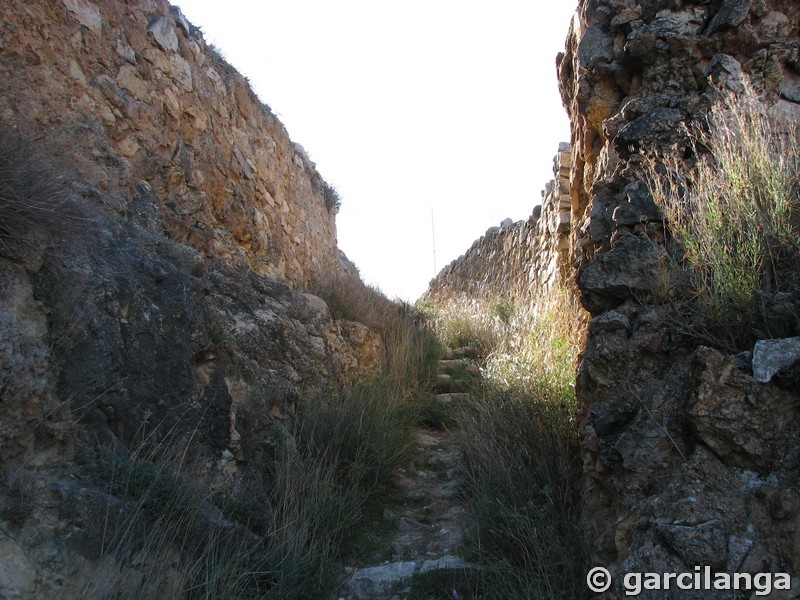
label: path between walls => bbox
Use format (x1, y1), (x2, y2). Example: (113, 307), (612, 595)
(337, 358), (481, 600)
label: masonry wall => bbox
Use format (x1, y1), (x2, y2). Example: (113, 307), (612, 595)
(424, 145), (573, 305)
(0, 0), (343, 289)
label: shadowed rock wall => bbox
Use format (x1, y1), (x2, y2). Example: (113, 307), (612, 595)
(558, 1), (800, 595)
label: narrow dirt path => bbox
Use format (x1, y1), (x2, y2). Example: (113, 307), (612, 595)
(338, 358), (480, 600)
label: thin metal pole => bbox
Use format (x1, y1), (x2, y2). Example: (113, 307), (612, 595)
(431, 207), (437, 276)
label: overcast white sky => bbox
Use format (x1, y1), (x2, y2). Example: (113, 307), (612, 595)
(177, 1), (578, 301)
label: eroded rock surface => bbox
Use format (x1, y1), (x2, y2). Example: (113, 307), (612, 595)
(0, 0), (343, 288)
(0, 1), (384, 596)
(559, 0), (800, 595)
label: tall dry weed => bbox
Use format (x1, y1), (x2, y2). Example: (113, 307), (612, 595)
(426, 286), (589, 599)
(645, 84), (800, 343)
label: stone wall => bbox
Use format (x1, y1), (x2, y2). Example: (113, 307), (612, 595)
(424, 145), (573, 305)
(558, 1), (800, 596)
(0, 0), (343, 289)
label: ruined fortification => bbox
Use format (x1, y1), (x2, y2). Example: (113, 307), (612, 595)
(3, 0), (800, 597)
(0, 3), (384, 594)
(1, 0), (344, 288)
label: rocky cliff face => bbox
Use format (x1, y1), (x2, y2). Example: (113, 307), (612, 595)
(558, 0), (800, 595)
(1, 0), (342, 288)
(425, 145), (573, 307)
(0, 1), (385, 596)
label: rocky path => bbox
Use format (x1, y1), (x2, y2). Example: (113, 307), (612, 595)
(338, 356), (480, 600)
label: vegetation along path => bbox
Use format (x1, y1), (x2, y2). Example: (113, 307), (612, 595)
(337, 354), (481, 600)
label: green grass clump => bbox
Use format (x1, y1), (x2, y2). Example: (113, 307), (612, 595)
(322, 181), (342, 214)
(455, 391), (586, 600)
(298, 380), (416, 504)
(646, 84), (800, 346)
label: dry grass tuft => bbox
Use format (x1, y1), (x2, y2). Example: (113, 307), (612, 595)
(314, 276), (440, 394)
(425, 287), (590, 599)
(0, 131), (84, 259)
(645, 84), (800, 346)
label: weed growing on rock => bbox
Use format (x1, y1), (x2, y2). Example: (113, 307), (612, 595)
(0, 132), (71, 257)
(493, 295), (514, 325)
(645, 84), (800, 347)
(208, 317), (228, 352)
(315, 276), (441, 393)
(322, 180), (342, 214)
(1, 466), (37, 528)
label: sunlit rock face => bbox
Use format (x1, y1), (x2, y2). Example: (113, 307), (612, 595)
(0, 0), (383, 468)
(0, 0), (343, 290)
(559, 0), (800, 595)
(0, 1), (384, 596)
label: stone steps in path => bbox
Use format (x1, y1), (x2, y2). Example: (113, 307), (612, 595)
(338, 353), (483, 599)
(338, 428), (479, 600)
(434, 351), (481, 394)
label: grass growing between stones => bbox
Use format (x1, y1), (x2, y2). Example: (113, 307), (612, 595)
(425, 289), (590, 600)
(85, 441), (362, 599)
(81, 286), (442, 599)
(82, 386), (423, 599)
(315, 275), (442, 394)
(645, 84), (800, 349)
(423, 298), (502, 360)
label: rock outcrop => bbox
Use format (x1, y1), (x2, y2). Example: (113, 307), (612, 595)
(557, 0), (800, 596)
(0, 198), (383, 596)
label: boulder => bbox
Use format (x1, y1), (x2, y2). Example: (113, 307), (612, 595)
(147, 15), (179, 52)
(657, 519), (728, 570)
(343, 561), (416, 599)
(61, 0), (102, 32)
(688, 347), (798, 472)
(704, 0), (752, 35)
(752, 337), (800, 383)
